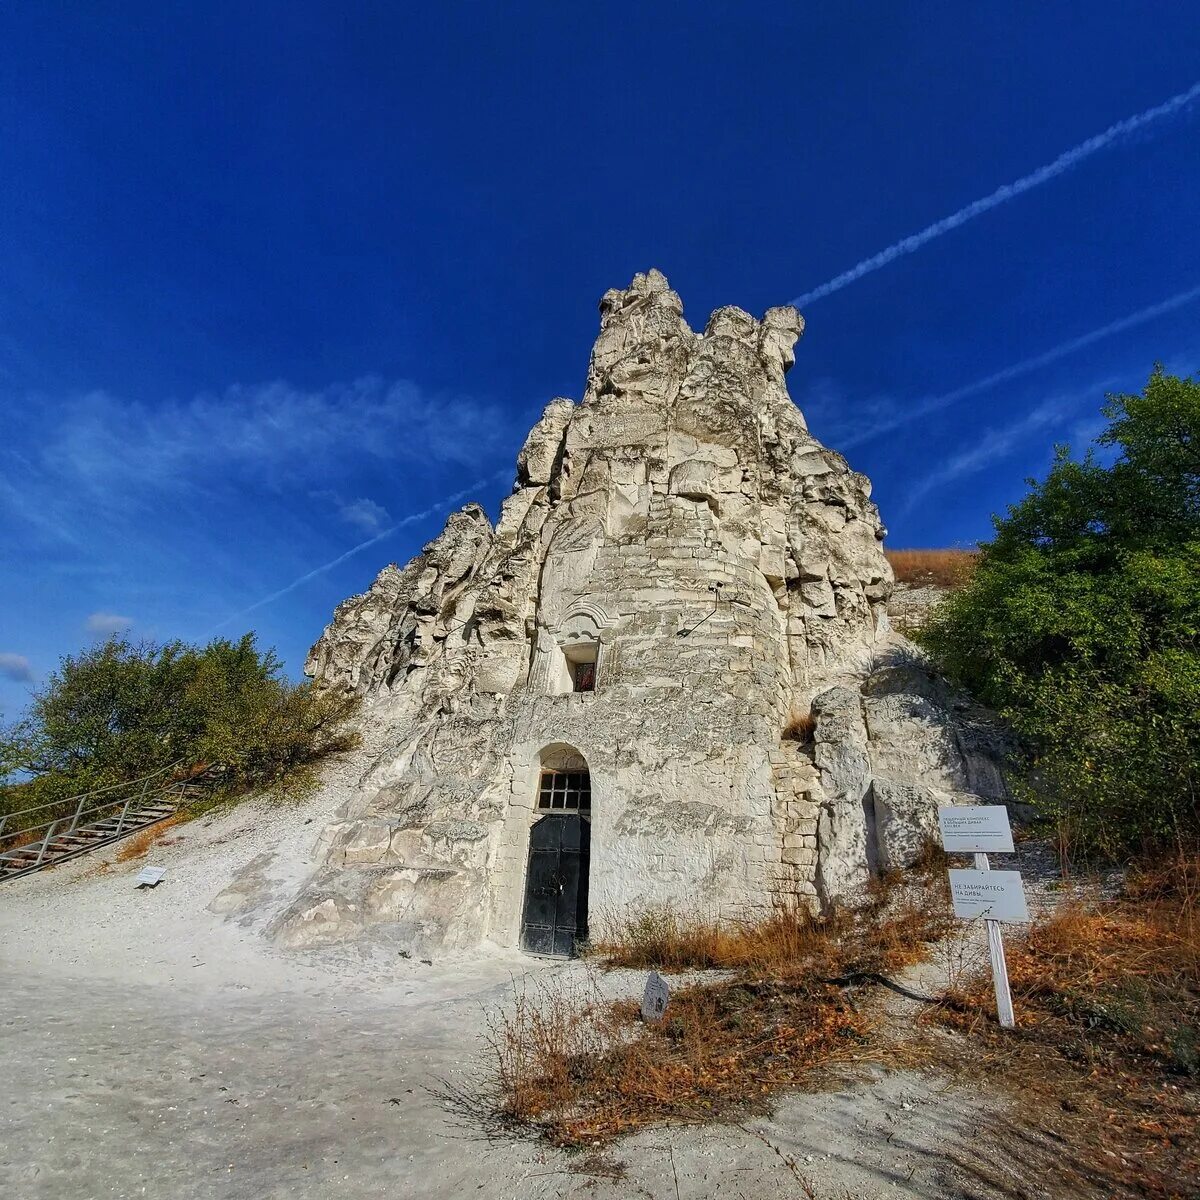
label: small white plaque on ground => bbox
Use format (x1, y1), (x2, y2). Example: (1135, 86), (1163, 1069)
(948, 869), (1029, 922)
(938, 805), (1014, 854)
(641, 970), (670, 1022)
(135, 866), (167, 888)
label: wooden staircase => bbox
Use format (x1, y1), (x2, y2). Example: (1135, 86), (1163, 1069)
(0, 767), (207, 883)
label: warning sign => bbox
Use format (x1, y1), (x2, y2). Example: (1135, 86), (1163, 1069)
(948, 868), (1029, 922)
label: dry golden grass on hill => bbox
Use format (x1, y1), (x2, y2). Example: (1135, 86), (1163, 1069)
(885, 548), (978, 589)
(485, 846), (1199, 1196)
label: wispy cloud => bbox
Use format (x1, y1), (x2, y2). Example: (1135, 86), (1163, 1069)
(828, 284), (1200, 451)
(310, 490), (391, 533)
(86, 612), (134, 636)
(0, 376), (510, 540)
(208, 469), (510, 633)
(899, 396), (1078, 517)
(0, 471), (85, 549)
(338, 497), (390, 533)
(792, 80), (1200, 307)
(29, 379), (506, 501)
(0, 653), (34, 683)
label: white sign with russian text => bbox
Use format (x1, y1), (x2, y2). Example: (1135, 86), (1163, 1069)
(948, 868), (1029, 922)
(938, 805), (1015, 854)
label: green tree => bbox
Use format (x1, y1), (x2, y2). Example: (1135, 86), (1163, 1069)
(919, 369), (1200, 855)
(1, 633), (359, 824)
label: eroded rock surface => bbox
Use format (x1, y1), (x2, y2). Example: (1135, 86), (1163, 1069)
(886, 582), (950, 634)
(275, 270), (1009, 954)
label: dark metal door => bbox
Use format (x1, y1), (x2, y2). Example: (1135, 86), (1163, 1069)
(520, 815), (590, 956)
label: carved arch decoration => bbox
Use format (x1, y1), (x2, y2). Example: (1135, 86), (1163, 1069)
(529, 603), (619, 694)
(557, 602), (615, 645)
(554, 603), (617, 692)
(537, 517), (607, 632)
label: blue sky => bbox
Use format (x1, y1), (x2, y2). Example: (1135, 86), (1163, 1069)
(2, 3), (1199, 715)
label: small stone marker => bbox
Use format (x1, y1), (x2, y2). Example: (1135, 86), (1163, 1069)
(641, 970), (670, 1022)
(948, 868), (1029, 922)
(938, 805), (1015, 854)
(135, 866), (167, 888)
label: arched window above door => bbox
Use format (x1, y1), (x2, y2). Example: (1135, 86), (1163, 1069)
(535, 743), (591, 812)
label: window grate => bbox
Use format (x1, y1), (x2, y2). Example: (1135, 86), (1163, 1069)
(536, 770), (591, 812)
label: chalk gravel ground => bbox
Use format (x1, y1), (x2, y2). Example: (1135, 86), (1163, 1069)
(2, 754), (1026, 1200)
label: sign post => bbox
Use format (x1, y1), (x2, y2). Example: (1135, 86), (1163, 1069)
(938, 806), (1025, 1030)
(974, 851), (1015, 1029)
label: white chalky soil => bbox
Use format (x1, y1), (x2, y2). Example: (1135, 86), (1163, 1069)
(1, 769), (1024, 1200)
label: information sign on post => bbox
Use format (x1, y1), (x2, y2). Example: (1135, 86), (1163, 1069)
(938, 805), (1023, 1030)
(938, 805), (1015, 854)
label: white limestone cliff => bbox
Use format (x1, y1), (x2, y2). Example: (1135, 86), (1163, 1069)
(258, 270), (1009, 953)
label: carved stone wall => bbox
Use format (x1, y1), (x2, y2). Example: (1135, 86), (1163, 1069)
(256, 270), (1010, 954)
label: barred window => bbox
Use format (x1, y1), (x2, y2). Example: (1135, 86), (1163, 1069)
(537, 770), (591, 812)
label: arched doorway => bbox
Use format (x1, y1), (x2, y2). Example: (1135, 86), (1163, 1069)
(520, 748), (591, 956)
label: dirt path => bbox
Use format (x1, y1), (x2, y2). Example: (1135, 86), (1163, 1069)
(2, 964), (1013, 1200)
(0, 778), (1028, 1200)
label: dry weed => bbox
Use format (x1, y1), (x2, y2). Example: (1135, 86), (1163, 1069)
(115, 815), (182, 862)
(592, 851), (950, 982)
(781, 707), (817, 744)
(491, 865), (952, 1146)
(927, 845), (1200, 1197)
(489, 970), (869, 1145)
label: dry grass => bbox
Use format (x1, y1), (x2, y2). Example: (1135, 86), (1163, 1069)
(885, 548), (978, 589)
(488, 863), (951, 1145)
(490, 971), (869, 1146)
(781, 706), (816, 744)
(928, 846), (1200, 1198)
(594, 862), (950, 981)
(484, 842), (1200, 1192)
(114, 815), (182, 862)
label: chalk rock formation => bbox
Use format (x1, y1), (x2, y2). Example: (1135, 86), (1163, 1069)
(887, 582), (951, 635)
(271, 270), (1008, 953)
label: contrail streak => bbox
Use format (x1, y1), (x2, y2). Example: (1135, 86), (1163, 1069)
(792, 80), (1200, 308)
(208, 470), (508, 634)
(839, 283), (1200, 450)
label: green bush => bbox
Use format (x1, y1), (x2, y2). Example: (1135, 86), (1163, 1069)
(1, 633), (359, 825)
(918, 369), (1200, 855)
